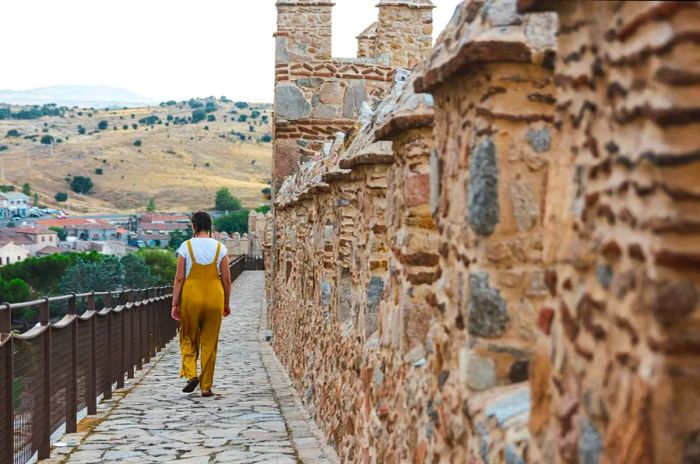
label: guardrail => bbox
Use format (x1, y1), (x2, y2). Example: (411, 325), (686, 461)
(0, 288), (176, 464)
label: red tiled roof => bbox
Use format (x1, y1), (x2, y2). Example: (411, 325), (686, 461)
(0, 234), (35, 246)
(14, 226), (55, 235)
(38, 218), (113, 228)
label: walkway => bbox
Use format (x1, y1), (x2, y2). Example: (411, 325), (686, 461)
(54, 272), (335, 464)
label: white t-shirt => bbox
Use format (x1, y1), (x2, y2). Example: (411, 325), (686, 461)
(177, 238), (228, 277)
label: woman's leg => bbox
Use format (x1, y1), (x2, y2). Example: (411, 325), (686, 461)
(198, 306), (223, 391)
(179, 303), (200, 380)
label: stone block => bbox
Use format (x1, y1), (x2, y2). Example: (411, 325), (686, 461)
(467, 272), (509, 338)
(468, 137), (500, 236)
(509, 181), (539, 232)
(275, 85), (311, 121)
(343, 82), (368, 120)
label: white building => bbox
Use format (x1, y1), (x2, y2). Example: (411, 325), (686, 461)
(0, 242), (30, 266)
(0, 192), (31, 218)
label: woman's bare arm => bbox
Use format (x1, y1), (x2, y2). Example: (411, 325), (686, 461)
(220, 255), (232, 317)
(171, 254), (187, 321)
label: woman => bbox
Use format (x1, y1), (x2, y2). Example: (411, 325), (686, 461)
(171, 211), (232, 397)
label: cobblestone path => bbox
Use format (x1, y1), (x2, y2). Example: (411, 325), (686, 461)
(60, 272), (334, 464)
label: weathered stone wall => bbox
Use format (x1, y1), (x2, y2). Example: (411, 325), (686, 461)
(518, 1), (700, 463)
(357, 22), (379, 60)
(267, 0), (700, 463)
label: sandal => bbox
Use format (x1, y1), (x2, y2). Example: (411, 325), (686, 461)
(201, 390), (215, 397)
(182, 378), (199, 393)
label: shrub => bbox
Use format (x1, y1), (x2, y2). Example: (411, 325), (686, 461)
(261, 187), (272, 199)
(70, 176), (93, 194)
(238, 114), (248, 122)
(207, 114), (216, 122)
(40, 135), (54, 145)
(55, 192), (68, 202)
(205, 101), (218, 113)
(261, 134), (272, 143)
(251, 110), (261, 119)
(192, 109), (206, 123)
(22, 183), (31, 196)
(95, 168), (104, 175)
(234, 102), (249, 109)
(188, 99), (203, 109)
(123, 124), (128, 130)
(147, 198), (156, 212)
(77, 126), (86, 135)
(0, 145), (7, 152)
(166, 114), (174, 121)
(132, 123), (138, 129)
(204, 126), (209, 131)
(138, 115), (160, 125)
(97, 120), (109, 130)
(134, 140), (142, 147)
(6, 129), (19, 137)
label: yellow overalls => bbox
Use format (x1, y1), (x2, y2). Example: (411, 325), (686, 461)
(179, 240), (225, 391)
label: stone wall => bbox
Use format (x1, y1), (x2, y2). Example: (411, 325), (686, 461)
(267, 0), (700, 463)
(517, 1), (700, 463)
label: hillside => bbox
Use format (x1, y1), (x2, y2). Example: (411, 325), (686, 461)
(0, 98), (272, 212)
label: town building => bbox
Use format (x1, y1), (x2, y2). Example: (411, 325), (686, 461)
(0, 192), (31, 218)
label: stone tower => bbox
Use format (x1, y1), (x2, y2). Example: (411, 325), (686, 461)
(374, 0), (434, 68)
(274, 0), (333, 65)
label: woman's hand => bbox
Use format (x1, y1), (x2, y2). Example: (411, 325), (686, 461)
(224, 304), (231, 318)
(171, 305), (181, 321)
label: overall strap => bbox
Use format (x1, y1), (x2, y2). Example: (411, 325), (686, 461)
(186, 240), (197, 265)
(213, 242), (221, 265)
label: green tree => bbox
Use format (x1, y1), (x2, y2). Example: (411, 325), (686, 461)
(214, 188), (242, 211)
(33, 193), (39, 207)
(6, 129), (20, 137)
(255, 205), (271, 214)
(0, 278), (31, 303)
(70, 176), (93, 194)
(261, 187), (272, 199)
(97, 120), (109, 130)
(168, 226), (192, 251)
(40, 135), (54, 144)
(147, 198), (156, 212)
(134, 140), (142, 147)
(139, 249), (177, 285)
(49, 226), (68, 241)
(77, 126), (86, 135)
(214, 210), (250, 234)
(55, 192), (68, 202)
(59, 256), (124, 293)
(121, 254), (153, 289)
(22, 183), (31, 196)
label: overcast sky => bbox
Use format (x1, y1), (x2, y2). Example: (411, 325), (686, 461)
(1, 0), (460, 103)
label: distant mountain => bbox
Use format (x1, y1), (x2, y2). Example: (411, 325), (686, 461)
(0, 85), (157, 108)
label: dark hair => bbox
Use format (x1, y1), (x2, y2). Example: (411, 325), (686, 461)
(191, 211), (213, 235)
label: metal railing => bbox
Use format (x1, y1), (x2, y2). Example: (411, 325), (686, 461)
(0, 288), (176, 464)
(229, 255), (265, 279)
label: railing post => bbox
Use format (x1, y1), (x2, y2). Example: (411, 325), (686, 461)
(36, 298), (50, 459)
(0, 303), (13, 464)
(144, 290), (151, 365)
(134, 290), (143, 371)
(87, 293), (97, 415)
(104, 295), (112, 400)
(127, 290), (135, 380)
(66, 294), (78, 434)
